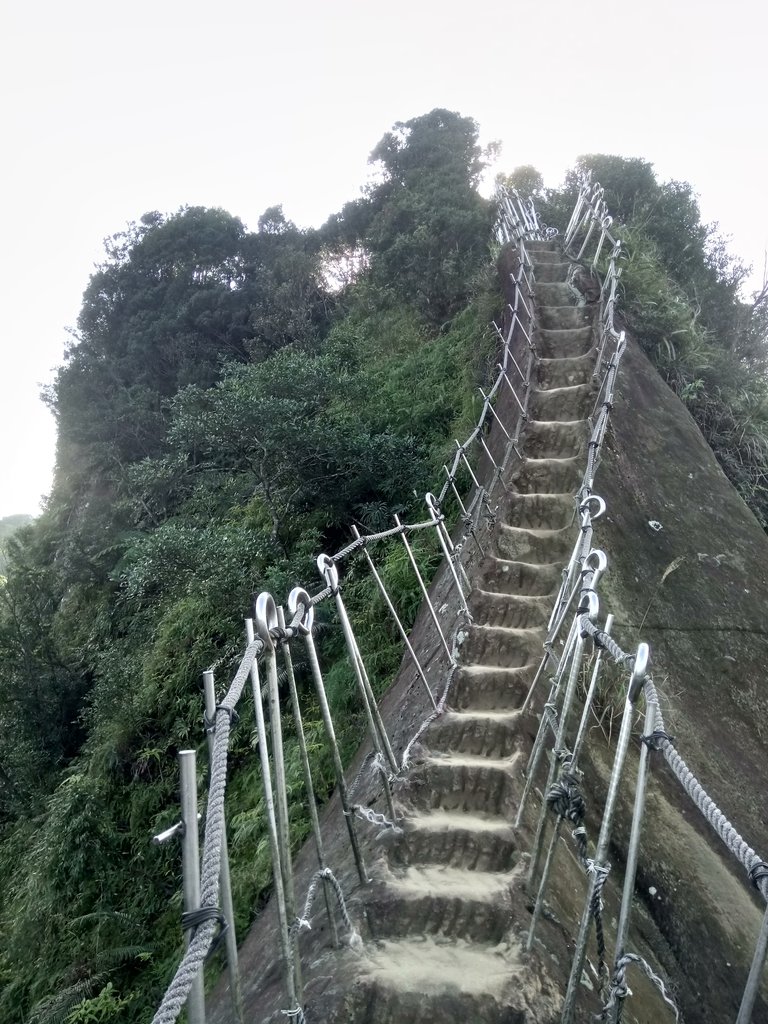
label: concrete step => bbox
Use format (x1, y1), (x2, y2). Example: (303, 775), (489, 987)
(343, 937), (539, 1024)
(449, 664), (535, 712)
(527, 240), (559, 254)
(366, 865), (517, 943)
(461, 622), (543, 665)
(538, 305), (593, 331)
(524, 419), (588, 458)
(537, 352), (595, 389)
(475, 556), (562, 596)
(392, 808), (519, 872)
(470, 590), (550, 629)
(532, 261), (570, 283)
(535, 281), (580, 307)
(512, 455), (582, 495)
(425, 708), (524, 758)
(494, 522), (574, 563)
(407, 751), (523, 816)
(528, 383), (594, 421)
(535, 325), (594, 359)
(500, 491), (575, 530)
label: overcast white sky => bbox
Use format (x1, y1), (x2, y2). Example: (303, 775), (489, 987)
(1, 0), (766, 518)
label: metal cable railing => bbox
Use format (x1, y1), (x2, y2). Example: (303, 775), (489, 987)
(149, 190), (549, 1024)
(149, 178), (768, 1024)
(518, 175), (768, 1024)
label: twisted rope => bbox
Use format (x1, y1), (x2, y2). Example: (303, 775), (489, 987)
(151, 639), (263, 1024)
(546, 771), (588, 868)
(600, 953), (680, 1022)
(295, 867), (361, 948)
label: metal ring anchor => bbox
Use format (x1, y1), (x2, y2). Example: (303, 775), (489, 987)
(584, 549), (608, 574)
(255, 592), (278, 652)
(628, 643), (650, 703)
(579, 494), (606, 520)
(578, 589), (600, 621)
(317, 553), (339, 593)
(288, 587), (314, 633)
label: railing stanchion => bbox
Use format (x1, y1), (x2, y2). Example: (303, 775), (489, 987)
(201, 672), (243, 1024)
(178, 750), (206, 1024)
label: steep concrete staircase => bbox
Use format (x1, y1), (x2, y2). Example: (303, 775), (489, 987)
(333, 242), (598, 1023)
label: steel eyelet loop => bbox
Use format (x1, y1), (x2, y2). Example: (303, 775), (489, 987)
(288, 586), (314, 632)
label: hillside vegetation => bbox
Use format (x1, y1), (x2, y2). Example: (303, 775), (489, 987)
(0, 115), (765, 1023)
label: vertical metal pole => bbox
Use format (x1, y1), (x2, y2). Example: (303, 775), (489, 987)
(516, 616), (579, 827)
(736, 902), (768, 1024)
(394, 516), (454, 663)
(526, 603), (593, 887)
(351, 527), (437, 710)
(423, 496), (472, 617)
(526, 616), (614, 951)
(276, 606), (339, 947)
(244, 618), (297, 1009)
(288, 588), (368, 886)
(253, 596), (303, 1001)
(561, 645), (650, 1024)
(202, 672), (243, 1024)
(607, 693), (656, 1024)
(179, 750), (206, 1024)
(317, 555), (398, 776)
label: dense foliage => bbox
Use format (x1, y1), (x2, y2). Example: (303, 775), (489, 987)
(0, 109), (497, 1023)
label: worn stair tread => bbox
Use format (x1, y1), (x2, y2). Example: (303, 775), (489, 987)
(439, 707), (523, 722)
(402, 808), (517, 834)
(424, 750), (522, 770)
(360, 936), (522, 995)
(383, 864), (517, 896)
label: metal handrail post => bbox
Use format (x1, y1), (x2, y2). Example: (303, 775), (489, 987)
(527, 615), (614, 951)
(201, 672), (243, 1024)
(289, 588), (369, 885)
(244, 618), (298, 1008)
(179, 750), (206, 1024)
(276, 607), (339, 947)
(561, 645), (650, 1024)
(736, 901), (768, 1024)
(606, 692), (656, 1024)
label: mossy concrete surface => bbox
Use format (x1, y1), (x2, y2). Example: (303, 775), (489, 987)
(579, 330), (768, 1022)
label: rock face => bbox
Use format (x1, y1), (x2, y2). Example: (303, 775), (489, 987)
(206, 242), (768, 1024)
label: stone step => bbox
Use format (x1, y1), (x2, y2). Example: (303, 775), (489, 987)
(536, 351), (595, 389)
(470, 589), (551, 629)
(512, 455), (582, 495)
(494, 522), (574, 563)
(475, 556), (562, 596)
(538, 305), (593, 331)
(407, 751), (523, 816)
(461, 622), (543, 666)
(449, 664), (535, 712)
(500, 491), (575, 530)
(343, 938), (539, 1024)
(535, 281), (580, 307)
(527, 240), (559, 254)
(535, 325), (594, 359)
(528, 383), (594, 421)
(366, 865), (516, 943)
(532, 260), (570, 283)
(392, 808), (519, 872)
(524, 419), (588, 458)
(425, 708), (524, 758)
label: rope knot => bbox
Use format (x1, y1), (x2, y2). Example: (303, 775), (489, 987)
(204, 705), (239, 734)
(546, 771), (585, 827)
(180, 906), (228, 961)
(641, 729), (674, 751)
